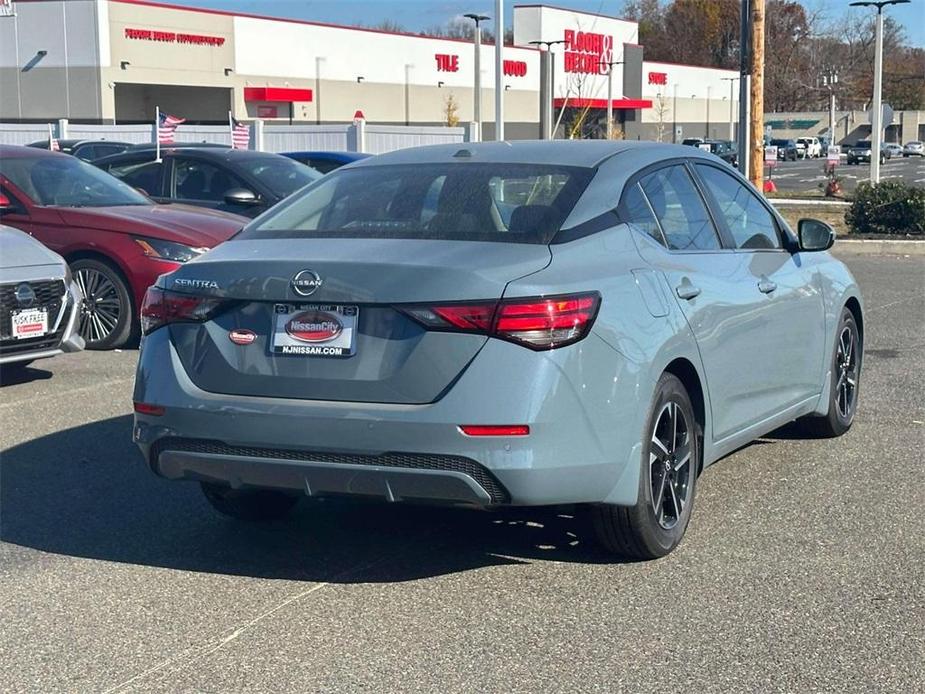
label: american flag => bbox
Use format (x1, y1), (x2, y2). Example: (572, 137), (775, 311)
(49, 137), (60, 152)
(157, 112), (185, 144)
(230, 116), (250, 150)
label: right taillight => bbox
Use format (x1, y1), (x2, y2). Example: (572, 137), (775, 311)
(399, 292), (600, 351)
(140, 286), (228, 335)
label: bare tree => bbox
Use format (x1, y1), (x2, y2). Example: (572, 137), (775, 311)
(653, 92), (671, 142)
(443, 92), (460, 127)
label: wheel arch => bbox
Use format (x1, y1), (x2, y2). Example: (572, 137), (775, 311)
(662, 357), (706, 474)
(844, 295), (864, 352)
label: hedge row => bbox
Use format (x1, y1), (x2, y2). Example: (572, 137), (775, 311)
(846, 180), (925, 235)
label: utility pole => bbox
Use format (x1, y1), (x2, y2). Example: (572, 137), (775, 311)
(737, 0), (751, 176)
(463, 13), (489, 142)
(850, 1), (908, 184)
(721, 76), (738, 141)
(598, 59), (624, 139)
(748, 0), (765, 188)
(530, 39), (565, 139)
(494, 0), (504, 140)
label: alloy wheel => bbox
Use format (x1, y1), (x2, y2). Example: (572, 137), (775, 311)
(834, 325), (859, 420)
(75, 267), (122, 344)
(649, 401), (692, 530)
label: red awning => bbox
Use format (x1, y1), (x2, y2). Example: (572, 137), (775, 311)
(244, 87), (313, 102)
(553, 98), (652, 109)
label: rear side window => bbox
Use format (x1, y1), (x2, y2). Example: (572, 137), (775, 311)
(621, 182), (665, 246)
(696, 164), (781, 250)
(241, 163), (594, 244)
(639, 165), (721, 251)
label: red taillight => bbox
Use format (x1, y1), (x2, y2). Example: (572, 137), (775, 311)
(140, 286), (227, 335)
(400, 292), (600, 351)
(133, 401), (165, 416)
(459, 425), (530, 436)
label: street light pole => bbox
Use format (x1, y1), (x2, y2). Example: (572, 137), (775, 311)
(721, 76), (738, 140)
(849, 0), (909, 184)
(530, 39), (566, 140)
(494, 0), (504, 140)
(598, 59), (624, 140)
(463, 13), (489, 142)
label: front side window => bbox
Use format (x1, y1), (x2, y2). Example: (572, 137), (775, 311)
(108, 159), (165, 197)
(639, 165), (721, 251)
(237, 156), (320, 198)
(240, 163), (594, 244)
(173, 159), (246, 202)
(696, 165), (781, 250)
(0, 155), (150, 207)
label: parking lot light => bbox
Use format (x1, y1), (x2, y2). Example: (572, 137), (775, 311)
(849, 0), (910, 183)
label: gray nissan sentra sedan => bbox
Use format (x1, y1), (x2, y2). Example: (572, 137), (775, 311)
(133, 141), (863, 559)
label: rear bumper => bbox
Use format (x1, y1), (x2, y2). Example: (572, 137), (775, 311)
(133, 329), (652, 507)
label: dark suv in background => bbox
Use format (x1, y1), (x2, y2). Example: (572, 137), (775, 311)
(769, 139), (799, 161)
(847, 140), (890, 165)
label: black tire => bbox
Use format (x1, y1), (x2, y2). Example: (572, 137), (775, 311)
(201, 482), (300, 521)
(800, 307), (861, 438)
(592, 373), (700, 560)
(70, 258), (134, 350)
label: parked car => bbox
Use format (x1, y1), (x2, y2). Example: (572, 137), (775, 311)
(133, 141), (863, 560)
(769, 138), (799, 161)
(281, 151), (372, 175)
(27, 139), (133, 162)
(0, 146), (246, 350)
(0, 224), (84, 374)
(796, 137), (822, 158)
(902, 141), (924, 157)
(702, 140), (737, 166)
(883, 143), (903, 158)
(95, 147), (321, 218)
(846, 140), (890, 165)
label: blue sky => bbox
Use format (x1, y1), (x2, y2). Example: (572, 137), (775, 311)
(179, 0), (924, 47)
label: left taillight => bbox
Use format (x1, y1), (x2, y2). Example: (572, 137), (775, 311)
(140, 287), (228, 335)
(399, 292), (600, 351)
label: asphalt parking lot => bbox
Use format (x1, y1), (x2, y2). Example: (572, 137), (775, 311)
(767, 154), (925, 194)
(1, 253), (923, 693)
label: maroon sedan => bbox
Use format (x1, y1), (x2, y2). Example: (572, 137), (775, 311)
(0, 146), (245, 349)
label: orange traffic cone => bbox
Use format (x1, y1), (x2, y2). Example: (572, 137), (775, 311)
(763, 179), (777, 193)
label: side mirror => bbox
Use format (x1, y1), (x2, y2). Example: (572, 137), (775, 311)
(223, 188), (259, 206)
(798, 218), (835, 252)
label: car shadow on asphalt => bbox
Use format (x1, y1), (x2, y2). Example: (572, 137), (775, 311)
(0, 415), (619, 582)
(0, 363), (54, 387)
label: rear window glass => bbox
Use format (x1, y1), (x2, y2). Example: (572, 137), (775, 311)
(238, 163), (594, 244)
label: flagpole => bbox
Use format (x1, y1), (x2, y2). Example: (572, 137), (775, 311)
(47, 122), (54, 149)
(228, 110), (233, 147)
(155, 106), (161, 163)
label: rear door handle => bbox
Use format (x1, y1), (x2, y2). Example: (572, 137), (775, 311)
(676, 282), (701, 300)
(758, 279), (777, 294)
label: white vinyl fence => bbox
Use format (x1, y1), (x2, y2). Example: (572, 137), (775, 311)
(0, 119), (471, 154)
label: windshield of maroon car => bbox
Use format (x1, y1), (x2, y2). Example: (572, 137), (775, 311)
(0, 154), (151, 207)
(241, 163), (594, 244)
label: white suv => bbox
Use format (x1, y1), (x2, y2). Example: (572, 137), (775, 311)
(796, 137), (822, 158)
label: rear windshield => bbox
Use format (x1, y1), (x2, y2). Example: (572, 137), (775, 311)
(238, 163), (594, 244)
(855, 141), (872, 148)
(237, 156), (320, 197)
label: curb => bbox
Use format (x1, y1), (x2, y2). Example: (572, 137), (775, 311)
(771, 199), (851, 206)
(833, 239), (925, 256)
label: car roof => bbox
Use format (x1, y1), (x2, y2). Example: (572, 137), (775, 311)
(350, 140), (706, 169)
(94, 146), (292, 166)
(0, 144), (71, 159)
(282, 151), (371, 161)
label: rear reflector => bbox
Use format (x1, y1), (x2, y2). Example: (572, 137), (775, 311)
(399, 292), (600, 351)
(133, 402), (165, 416)
(459, 425), (530, 437)
(140, 286), (229, 335)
